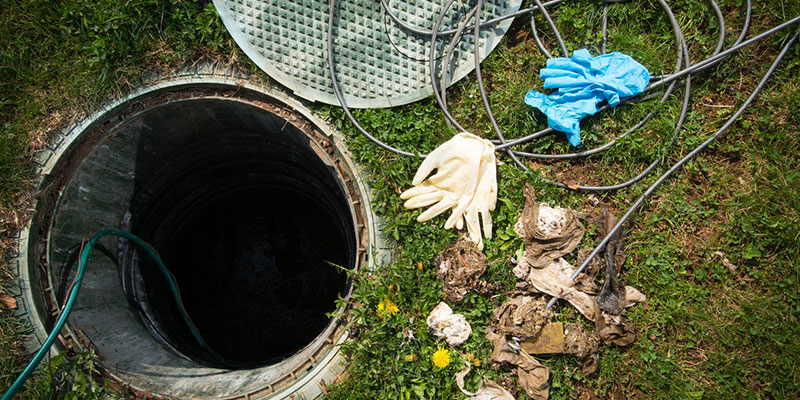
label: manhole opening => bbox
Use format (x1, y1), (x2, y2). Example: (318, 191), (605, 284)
(117, 109), (356, 369)
(17, 80), (379, 398)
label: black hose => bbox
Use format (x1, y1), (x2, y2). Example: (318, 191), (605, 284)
(326, 0), (422, 158)
(328, 0), (798, 163)
(473, 0), (528, 169)
(325, 0), (799, 265)
(379, 0), (569, 37)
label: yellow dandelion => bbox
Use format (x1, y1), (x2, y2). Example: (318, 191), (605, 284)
(432, 348), (450, 369)
(417, 261), (423, 270)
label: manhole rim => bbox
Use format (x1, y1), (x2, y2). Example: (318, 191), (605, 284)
(8, 65), (389, 399)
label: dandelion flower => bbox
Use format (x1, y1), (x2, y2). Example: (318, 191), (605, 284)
(432, 348), (450, 369)
(405, 353), (418, 362)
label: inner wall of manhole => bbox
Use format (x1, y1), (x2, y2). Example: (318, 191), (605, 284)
(10, 72), (389, 399)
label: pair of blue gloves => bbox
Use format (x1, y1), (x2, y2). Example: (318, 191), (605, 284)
(524, 49), (650, 146)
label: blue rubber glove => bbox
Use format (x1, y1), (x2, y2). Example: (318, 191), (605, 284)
(525, 49), (650, 146)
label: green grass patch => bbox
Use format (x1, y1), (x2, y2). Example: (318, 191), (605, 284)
(1, 0), (799, 398)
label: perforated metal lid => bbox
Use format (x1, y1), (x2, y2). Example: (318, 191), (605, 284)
(213, 0), (521, 108)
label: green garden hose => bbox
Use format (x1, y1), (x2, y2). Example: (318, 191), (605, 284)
(2, 228), (222, 400)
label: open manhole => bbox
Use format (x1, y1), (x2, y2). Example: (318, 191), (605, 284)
(8, 67), (389, 399)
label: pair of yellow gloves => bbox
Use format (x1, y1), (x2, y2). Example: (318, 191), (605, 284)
(400, 132), (497, 250)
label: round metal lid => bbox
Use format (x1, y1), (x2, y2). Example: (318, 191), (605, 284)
(213, 0), (522, 108)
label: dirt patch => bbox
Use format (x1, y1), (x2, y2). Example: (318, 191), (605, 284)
(527, 158), (634, 189)
(575, 385), (600, 400)
(574, 382), (627, 400)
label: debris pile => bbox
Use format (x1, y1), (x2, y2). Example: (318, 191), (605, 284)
(489, 295), (552, 340)
(435, 234), (501, 303)
(428, 184), (647, 399)
(485, 329), (550, 400)
(513, 185), (584, 269)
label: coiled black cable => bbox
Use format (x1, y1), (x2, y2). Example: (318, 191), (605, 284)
(326, 0), (800, 293)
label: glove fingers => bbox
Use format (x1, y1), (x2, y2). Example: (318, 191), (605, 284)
(403, 191), (444, 209)
(543, 76), (589, 90)
(417, 198), (456, 222)
(480, 207), (493, 240)
(444, 198), (470, 230)
(443, 145), (495, 230)
(412, 151), (442, 185)
(400, 183), (437, 200)
(455, 215), (464, 230)
(483, 155), (498, 212)
(540, 67), (583, 80)
(544, 59), (584, 73)
(464, 207), (484, 250)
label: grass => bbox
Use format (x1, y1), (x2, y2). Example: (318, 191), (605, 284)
(1, 0), (799, 398)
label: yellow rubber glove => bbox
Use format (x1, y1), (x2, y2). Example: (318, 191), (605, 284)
(400, 132), (497, 249)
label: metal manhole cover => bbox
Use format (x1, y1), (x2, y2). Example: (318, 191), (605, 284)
(213, 0), (522, 108)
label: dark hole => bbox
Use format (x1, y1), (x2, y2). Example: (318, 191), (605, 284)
(121, 130), (355, 369)
(158, 186), (348, 366)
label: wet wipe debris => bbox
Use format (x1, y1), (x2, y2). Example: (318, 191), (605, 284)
(490, 295), (553, 340)
(457, 363), (516, 400)
(427, 302), (472, 347)
(512, 186), (646, 321)
(513, 184), (584, 269)
(485, 329), (550, 400)
(515, 257), (596, 321)
(436, 233), (502, 302)
(561, 322), (600, 375)
(514, 257), (646, 322)
(485, 297), (552, 399)
(473, 186), (648, 399)
(432, 186), (648, 399)
(595, 208), (628, 314)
